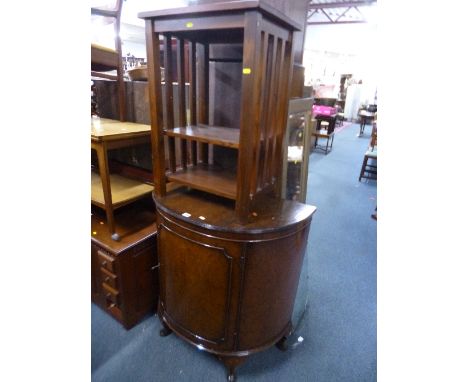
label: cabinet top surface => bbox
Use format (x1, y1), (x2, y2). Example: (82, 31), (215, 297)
(91, 117), (151, 139)
(138, 1), (301, 31)
(154, 189), (316, 234)
(91, 199), (156, 253)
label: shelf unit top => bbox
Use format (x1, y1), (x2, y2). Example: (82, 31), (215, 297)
(138, 1), (302, 31)
(154, 188), (316, 234)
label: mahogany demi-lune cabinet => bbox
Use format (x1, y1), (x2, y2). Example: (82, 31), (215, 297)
(154, 190), (315, 380)
(139, 2), (317, 380)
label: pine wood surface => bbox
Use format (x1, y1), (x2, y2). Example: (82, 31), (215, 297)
(91, 117), (151, 138)
(91, 171), (153, 208)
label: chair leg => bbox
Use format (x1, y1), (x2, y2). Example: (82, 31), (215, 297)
(359, 155), (368, 181)
(117, 64), (126, 121)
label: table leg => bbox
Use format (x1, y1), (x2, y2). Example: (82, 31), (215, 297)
(95, 144), (120, 241)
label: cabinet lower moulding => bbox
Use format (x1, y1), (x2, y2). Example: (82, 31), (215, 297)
(154, 189), (316, 377)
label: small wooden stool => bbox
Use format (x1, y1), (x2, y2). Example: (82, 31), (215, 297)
(311, 122), (335, 155)
(359, 150), (377, 181)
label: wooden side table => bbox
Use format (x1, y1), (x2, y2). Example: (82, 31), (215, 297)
(358, 110), (376, 136)
(91, 117), (154, 240)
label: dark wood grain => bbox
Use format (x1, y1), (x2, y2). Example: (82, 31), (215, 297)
(188, 41), (198, 165)
(145, 20), (166, 196)
(138, 1), (302, 31)
(91, 199), (158, 329)
(197, 42), (210, 164)
(142, 2), (299, 218)
(139, 3), (314, 379)
(163, 35), (177, 173)
(166, 166), (237, 200)
(154, 188), (315, 371)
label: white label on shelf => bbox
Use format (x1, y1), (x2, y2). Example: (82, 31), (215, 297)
(182, 212), (191, 218)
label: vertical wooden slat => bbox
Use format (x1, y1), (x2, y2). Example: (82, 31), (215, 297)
(250, 31), (268, 195)
(145, 20), (166, 196)
(197, 42), (210, 164)
(269, 38), (285, 189)
(188, 41), (198, 165)
(258, 34), (276, 192)
(272, 38), (293, 197)
(263, 36), (280, 185)
(177, 38), (187, 169)
(237, 11), (263, 219)
(164, 34), (176, 173)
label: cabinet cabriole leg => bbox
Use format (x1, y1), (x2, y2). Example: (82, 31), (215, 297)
(218, 356), (246, 382)
(159, 321), (173, 337)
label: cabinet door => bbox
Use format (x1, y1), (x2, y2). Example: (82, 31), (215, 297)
(157, 223), (238, 348)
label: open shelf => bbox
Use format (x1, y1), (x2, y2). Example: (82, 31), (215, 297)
(166, 165), (237, 200)
(91, 172), (153, 209)
(164, 125), (239, 149)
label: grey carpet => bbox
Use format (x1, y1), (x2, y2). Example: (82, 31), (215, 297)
(92, 122), (377, 381)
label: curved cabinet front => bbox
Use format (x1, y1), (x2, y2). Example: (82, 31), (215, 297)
(154, 190), (316, 368)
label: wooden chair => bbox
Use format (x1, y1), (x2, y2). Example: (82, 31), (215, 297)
(359, 121), (377, 181)
(91, 0), (125, 121)
(311, 119), (335, 155)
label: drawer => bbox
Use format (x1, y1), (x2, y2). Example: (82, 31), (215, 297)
(102, 282), (120, 306)
(97, 249), (116, 273)
(100, 267), (118, 290)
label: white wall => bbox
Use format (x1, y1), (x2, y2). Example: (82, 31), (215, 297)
(303, 21), (378, 105)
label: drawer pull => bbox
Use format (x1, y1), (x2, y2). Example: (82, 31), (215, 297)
(105, 277), (110, 283)
(151, 263), (160, 271)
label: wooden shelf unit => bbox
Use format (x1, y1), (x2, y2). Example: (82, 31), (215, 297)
(141, 1), (300, 219)
(139, 3), (315, 381)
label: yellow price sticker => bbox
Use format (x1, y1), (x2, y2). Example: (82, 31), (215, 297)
(186, 22), (193, 28)
(243, 68), (252, 75)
